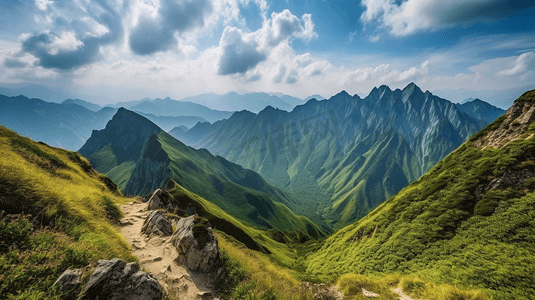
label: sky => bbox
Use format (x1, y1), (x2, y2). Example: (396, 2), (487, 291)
(0, 0), (534, 106)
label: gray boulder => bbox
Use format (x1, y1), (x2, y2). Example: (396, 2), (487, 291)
(141, 210), (173, 236)
(82, 258), (163, 300)
(145, 189), (179, 212)
(171, 216), (225, 279)
(53, 269), (82, 291)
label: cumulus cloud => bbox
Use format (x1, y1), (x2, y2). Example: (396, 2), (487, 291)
(360, 0), (533, 36)
(217, 9), (317, 75)
(218, 27), (267, 75)
(497, 52), (535, 77)
(10, 0), (123, 70)
(343, 60), (429, 86)
(128, 0), (213, 56)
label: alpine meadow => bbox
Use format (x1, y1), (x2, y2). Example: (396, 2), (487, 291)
(1, 0), (535, 299)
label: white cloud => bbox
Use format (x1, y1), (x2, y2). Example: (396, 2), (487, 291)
(343, 60), (429, 86)
(217, 9), (317, 75)
(497, 52), (535, 77)
(35, 0), (52, 11)
(360, 0), (532, 37)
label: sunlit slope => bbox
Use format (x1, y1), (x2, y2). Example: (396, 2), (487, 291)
(163, 183), (301, 267)
(305, 90), (535, 299)
(0, 126), (134, 299)
(79, 108), (324, 240)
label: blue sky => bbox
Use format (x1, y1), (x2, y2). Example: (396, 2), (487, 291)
(0, 0), (534, 106)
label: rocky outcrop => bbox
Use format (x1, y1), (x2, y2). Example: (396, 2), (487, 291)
(171, 216), (225, 280)
(145, 188), (179, 212)
(473, 90), (535, 149)
(53, 269), (82, 292)
(141, 210), (173, 236)
(82, 258), (163, 300)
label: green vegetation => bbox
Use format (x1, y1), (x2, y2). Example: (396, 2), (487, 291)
(217, 233), (312, 300)
(0, 126), (135, 299)
(305, 111), (535, 298)
(167, 184), (299, 267)
(80, 108), (324, 242)
(181, 86), (498, 231)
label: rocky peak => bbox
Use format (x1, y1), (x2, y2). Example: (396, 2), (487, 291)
(78, 108), (161, 164)
(472, 90), (535, 149)
(401, 82), (423, 102)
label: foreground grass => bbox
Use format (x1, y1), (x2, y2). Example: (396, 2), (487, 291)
(217, 232), (313, 300)
(336, 274), (489, 300)
(0, 126), (135, 299)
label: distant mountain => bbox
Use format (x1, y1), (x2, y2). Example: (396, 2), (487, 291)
(127, 97), (233, 123)
(456, 98), (506, 124)
(459, 97), (475, 104)
(137, 112), (206, 131)
(79, 108), (324, 239)
(306, 90), (535, 299)
(0, 94), (207, 150)
(0, 82), (74, 103)
(180, 92), (295, 113)
(304, 94), (325, 101)
(0, 94), (117, 150)
(106, 98), (149, 109)
(178, 83), (499, 230)
(267, 92), (305, 107)
(62, 98), (103, 112)
(434, 84), (535, 109)
(168, 126), (188, 140)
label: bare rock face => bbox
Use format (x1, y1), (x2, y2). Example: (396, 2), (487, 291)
(53, 269), (82, 292)
(473, 90), (535, 149)
(145, 189), (179, 212)
(82, 258), (163, 300)
(141, 210), (173, 236)
(171, 215), (225, 280)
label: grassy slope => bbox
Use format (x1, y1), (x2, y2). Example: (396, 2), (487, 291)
(0, 126), (135, 299)
(166, 184), (298, 267)
(305, 93), (535, 299)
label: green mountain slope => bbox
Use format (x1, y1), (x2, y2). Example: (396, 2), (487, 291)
(0, 126), (134, 299)
(79, 108), (324, 240)
(179, 83), (501, 230)
(305, 90), (535, 299)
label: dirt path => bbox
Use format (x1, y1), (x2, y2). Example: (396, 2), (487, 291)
(120, 201), (215, 299)
(391, 287), (416, 300)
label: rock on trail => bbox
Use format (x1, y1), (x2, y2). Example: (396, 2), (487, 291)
(120, 200), (216, 299)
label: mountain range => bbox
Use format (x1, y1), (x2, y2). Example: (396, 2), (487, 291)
(0, 94), (117, 150)
(305, 89), (535, 299)
(2, 82), (534, 299)
(176, 83), (505, 230)
(180, 92), (304, 113)
(0, 94), (227, 150)
(107, 96), (234, 124)
(78, 108), (324, 239)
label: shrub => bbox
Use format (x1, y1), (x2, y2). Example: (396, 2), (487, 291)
(59, 247), (92, 271)
(101, 196), (122, 221)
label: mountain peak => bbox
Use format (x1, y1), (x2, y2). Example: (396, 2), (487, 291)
(79, 108), (162, 164)
(402, 82), (422, 94)
(334, 90), (350, 98)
